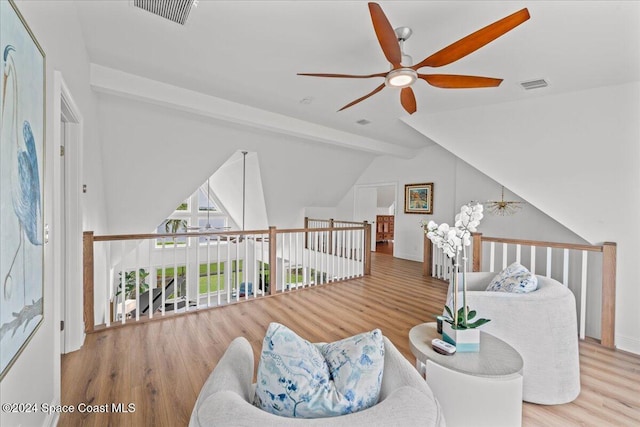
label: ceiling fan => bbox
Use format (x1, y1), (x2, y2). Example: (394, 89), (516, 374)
(298, 3), (530, 114)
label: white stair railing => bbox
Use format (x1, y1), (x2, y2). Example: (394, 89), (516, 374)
(84, 220), (371, 331)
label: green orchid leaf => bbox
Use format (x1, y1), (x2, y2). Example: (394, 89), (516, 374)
(466, 318), (491, 328)
(445, 305), (454, 319)
(467, 310), (477, 320)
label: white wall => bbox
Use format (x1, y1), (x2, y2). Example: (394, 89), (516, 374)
(210, 151), (269, 231)
(349, 143), (591, 261)
(1, 1), (109, 426)
(404, 82), (640, 354)
(350, 145), (458, 261)
(95, 94), (376, 234)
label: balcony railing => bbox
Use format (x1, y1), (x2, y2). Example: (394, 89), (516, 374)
(423, 231), (617, 348)
(83, 220), (371, 332)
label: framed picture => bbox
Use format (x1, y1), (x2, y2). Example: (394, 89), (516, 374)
(404, 183), (433, 214)
(1, 0), (46, 380)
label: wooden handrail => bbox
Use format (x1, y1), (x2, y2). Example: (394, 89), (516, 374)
(306, 217), (365, 226)
(91, 225), (366, 242)
(93, 229), (271, 242)
(476, 234), (605, 252)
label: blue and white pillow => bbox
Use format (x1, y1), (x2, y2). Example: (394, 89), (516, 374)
(320, 330), (385, 414)
(253, 323), (384, 418)
(486, 262), (538, 293)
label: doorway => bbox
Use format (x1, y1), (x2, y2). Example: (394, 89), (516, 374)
(354, 183), (397, 256)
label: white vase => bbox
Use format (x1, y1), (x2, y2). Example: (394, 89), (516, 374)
(442, 321), (480, 352)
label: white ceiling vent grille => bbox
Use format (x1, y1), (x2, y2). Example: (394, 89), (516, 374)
(133, 0), (195, 25)
(520, 79), (549, 90)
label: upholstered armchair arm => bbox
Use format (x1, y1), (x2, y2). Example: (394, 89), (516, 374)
(189, 337), (254, 426)
(460, 272), (495, 291)
(190, 336), (445, 427)
(379, 337), (434, 399)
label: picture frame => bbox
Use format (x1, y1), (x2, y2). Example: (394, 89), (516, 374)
(404, 183), (433, 214)
(1, 0), (46, 380)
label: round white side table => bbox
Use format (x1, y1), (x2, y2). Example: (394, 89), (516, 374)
(409, 322), (524, 427)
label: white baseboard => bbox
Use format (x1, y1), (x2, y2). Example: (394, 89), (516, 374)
(615, 333), (640, 355)
(393, 252), (422, 262)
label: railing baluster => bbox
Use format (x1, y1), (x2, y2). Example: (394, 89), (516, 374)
(121, 240), (126, 325)
(105, 242), (111, 327)
(302, 231), (308, 286)
(244, 235), (249, 300)
(135, 241), (140, 322)
(315, 231), (319, 285)
(217, 236), (221, 306)
(341, 230), (346, 280)
(516, 244), (521, 264)
(260, 234), (265, 295)
(185, 236), (190, 311)
(546, 247), (552, 278)
(226, 236), (231, 303)
(288, 232), (292, 290)
(252, 236), (257, 298)
(431, 243), (436, 277)
(530, 246), (536, 275)
(160, 237), (166, 315)
(195, 234), (200, 308)
(236, 234), (241, 301)
(489, 242), (495, 272)
(173, 237), (177, 313)
(563, 248), (570, 286)
(321, 230), (326, 282)
(502, 242), (508, 269)
(148, 238), (153, 319)
(206, 236), (211, 307)
(281, 233), (286, 291)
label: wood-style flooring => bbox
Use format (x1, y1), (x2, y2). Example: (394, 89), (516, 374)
(61, 253), (640, 426)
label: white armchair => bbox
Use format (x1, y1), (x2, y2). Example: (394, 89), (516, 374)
(446, 272), (581, 405)
(190, 336), (446, 426)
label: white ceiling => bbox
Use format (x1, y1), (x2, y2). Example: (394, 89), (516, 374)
(75, 1), (640, 152)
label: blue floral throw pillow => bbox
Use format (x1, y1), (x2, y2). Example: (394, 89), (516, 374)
(253, 323), (384, 418)
(486, 262), (538, 293)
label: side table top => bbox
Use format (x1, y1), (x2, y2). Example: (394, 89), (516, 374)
(409, 322), (523, 379)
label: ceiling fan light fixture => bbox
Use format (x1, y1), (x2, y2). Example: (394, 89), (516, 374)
(385, 68), (418, 88)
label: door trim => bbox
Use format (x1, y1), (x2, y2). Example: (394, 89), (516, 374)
(53, 71), (84, 354)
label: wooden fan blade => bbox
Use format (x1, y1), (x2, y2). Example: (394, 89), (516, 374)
(298, 72), (387, 79)
(338, 83), (386, 111)
(400, 87), (417, 114)
(368, 2), (402, 68)
(413, 8), (530, 69)
(419, 74), (503, 88)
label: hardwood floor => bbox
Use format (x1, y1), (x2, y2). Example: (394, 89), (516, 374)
(61, 253), (640, 426)
(375, 240), (394, 255)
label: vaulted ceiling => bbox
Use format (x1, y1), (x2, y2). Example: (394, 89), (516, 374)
(75, 1), (640, 153)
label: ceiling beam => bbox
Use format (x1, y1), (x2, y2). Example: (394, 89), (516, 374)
(90, 64), (417, 159)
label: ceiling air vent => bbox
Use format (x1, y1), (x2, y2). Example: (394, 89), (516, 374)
(133, 0), (195, 25)
(520, 79), (548, 90)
